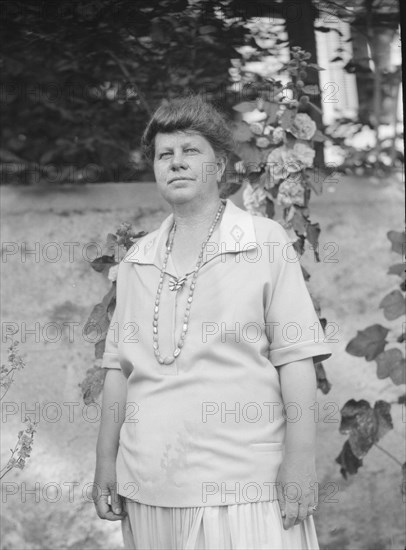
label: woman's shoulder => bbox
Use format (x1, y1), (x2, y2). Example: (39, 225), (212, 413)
(250, 214), (291, 244)
(122, 228), (160, 262)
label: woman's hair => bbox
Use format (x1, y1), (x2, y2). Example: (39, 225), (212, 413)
(141, 94), (235, 163)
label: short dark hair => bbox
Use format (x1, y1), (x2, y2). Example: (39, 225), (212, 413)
(141, 94), (235, 163)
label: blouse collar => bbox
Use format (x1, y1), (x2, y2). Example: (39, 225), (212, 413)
(123, 198), (259, 272)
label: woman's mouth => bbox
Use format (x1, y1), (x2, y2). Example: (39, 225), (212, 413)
(168, 177), (194, 184)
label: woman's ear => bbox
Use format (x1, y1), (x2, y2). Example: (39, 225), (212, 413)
(216, 156), (227, 182)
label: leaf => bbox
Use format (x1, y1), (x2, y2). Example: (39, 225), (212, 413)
(90, 255), (116, 274)
(387, 231), (405, 255)
(335, 440), (363, 479)
(291, 208), (309, 236)
(260, 147), (273, 163)
(307, 63), (325, 71)
(280, 109), (296, 131)
(84, 304), (110, 340)
(200, 34), (216, 46)
(248, 171), (262, 183)
(106, 295), (116, 321)
(302, 85), (320, 96)
(389, 355), (406, 385)
(315, 26), (343, 37)
(312, 130), (327, 142)
(300, 264), (311, 282)
(268, 183), (279, 199)
(374, 400), (394, 440)
(346, 324), (389, 361)
(348, 406), (377, 459)
(292, 208), (309, 237)
(376, 349), (396, 379)
(304, 169), (322, 195)
(307, 223), (321, 260)
(199, 25), (216, 35)
(262, 101), (279, 124)
(315, 362), (331, 394)
(379, 290), (406, 320)
(103, 234), (118, 256)
(245, 163), (263, 176)
(376, 348), (406, 384)
(95, 339), (107, 360)
(265, 197), (274, 219)
(259, 172), (269, 188)
(40, 149), (59, 164)
(219, 181), (242, 199)
(232, 101), (257, 113)
(338, 399), (393, 460)
(235, 142), (262, 167)
(79, 366), (107, 405)
(314, 26), (333, 33)
(308, 101), (323, 115)
(233, 122), (253, 142)
(339, 399), (371, 434)
(84, 285), (116, 344)
(388, 263), (406, 280)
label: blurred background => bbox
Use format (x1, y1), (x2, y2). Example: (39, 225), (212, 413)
(0, 1), (404, 549)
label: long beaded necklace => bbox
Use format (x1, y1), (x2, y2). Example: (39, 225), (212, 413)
(153, 199), (226, 365)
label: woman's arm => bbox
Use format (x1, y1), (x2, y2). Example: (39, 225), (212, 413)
(276, 357), (319, 530)
(279, 356), (317, 454)
(93, 368), (128, 521)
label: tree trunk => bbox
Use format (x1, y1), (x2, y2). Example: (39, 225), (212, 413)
(285, 0), (324, 166)
(350, 24), (373, 124)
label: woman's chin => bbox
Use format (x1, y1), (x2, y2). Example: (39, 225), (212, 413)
(162, 188), (196, 204)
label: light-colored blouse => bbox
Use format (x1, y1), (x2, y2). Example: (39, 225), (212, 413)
(101, 198), (333, 507)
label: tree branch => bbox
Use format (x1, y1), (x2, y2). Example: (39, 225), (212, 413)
(374, 442), (403, 466)
(106, 50), (153, 116)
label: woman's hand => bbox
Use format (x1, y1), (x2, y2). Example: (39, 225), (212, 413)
(93, 457), (127, 521)
(276, 451), (318, 530)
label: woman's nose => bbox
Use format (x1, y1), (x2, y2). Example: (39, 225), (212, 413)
(170, 153), (187, 169)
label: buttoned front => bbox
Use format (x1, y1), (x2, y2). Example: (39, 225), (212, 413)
(102, 198), (333, 507)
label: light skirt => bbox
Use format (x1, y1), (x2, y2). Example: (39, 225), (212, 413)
(121, 499), (319, 550)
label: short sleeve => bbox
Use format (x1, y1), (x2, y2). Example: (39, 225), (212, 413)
(101, 298), (121, 370)
(264, 223), (333, 367)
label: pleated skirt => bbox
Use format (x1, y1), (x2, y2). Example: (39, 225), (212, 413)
(121, 499), (319, 550)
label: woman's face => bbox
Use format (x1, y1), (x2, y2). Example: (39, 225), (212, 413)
(153, 131), (225, 205)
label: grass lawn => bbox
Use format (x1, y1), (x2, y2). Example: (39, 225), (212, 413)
(0, 174), (405, 549)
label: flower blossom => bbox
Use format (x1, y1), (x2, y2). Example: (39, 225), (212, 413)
(242, 109), (267, 124)
(272, 127), (285, 144)
(292, 142), (315, 168)
(108, 265), (119, 282)
(249, 122), (264, 135)
(256, 137), (270, 148)
(277, 176), (305, 208)
(267, 143), (315, 186)
(289, 113), (317, 140)
(242, 181), (267, 217)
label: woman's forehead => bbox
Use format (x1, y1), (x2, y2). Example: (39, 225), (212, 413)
(155, 131), (207, 147)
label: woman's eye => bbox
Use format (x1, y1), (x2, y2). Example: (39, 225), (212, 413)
(158, 148), (197, 159)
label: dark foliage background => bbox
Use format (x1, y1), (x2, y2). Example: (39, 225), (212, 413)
(1, 0), (246, 183)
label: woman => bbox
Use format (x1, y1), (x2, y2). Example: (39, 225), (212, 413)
(93, 95), (333, 549)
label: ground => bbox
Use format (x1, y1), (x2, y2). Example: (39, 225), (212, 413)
(0, 174), (405, 549)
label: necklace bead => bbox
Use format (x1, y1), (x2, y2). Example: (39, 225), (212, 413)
(153, 199), (225, 365)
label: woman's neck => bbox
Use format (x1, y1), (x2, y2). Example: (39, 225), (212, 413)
(171, 197), (224, 240)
